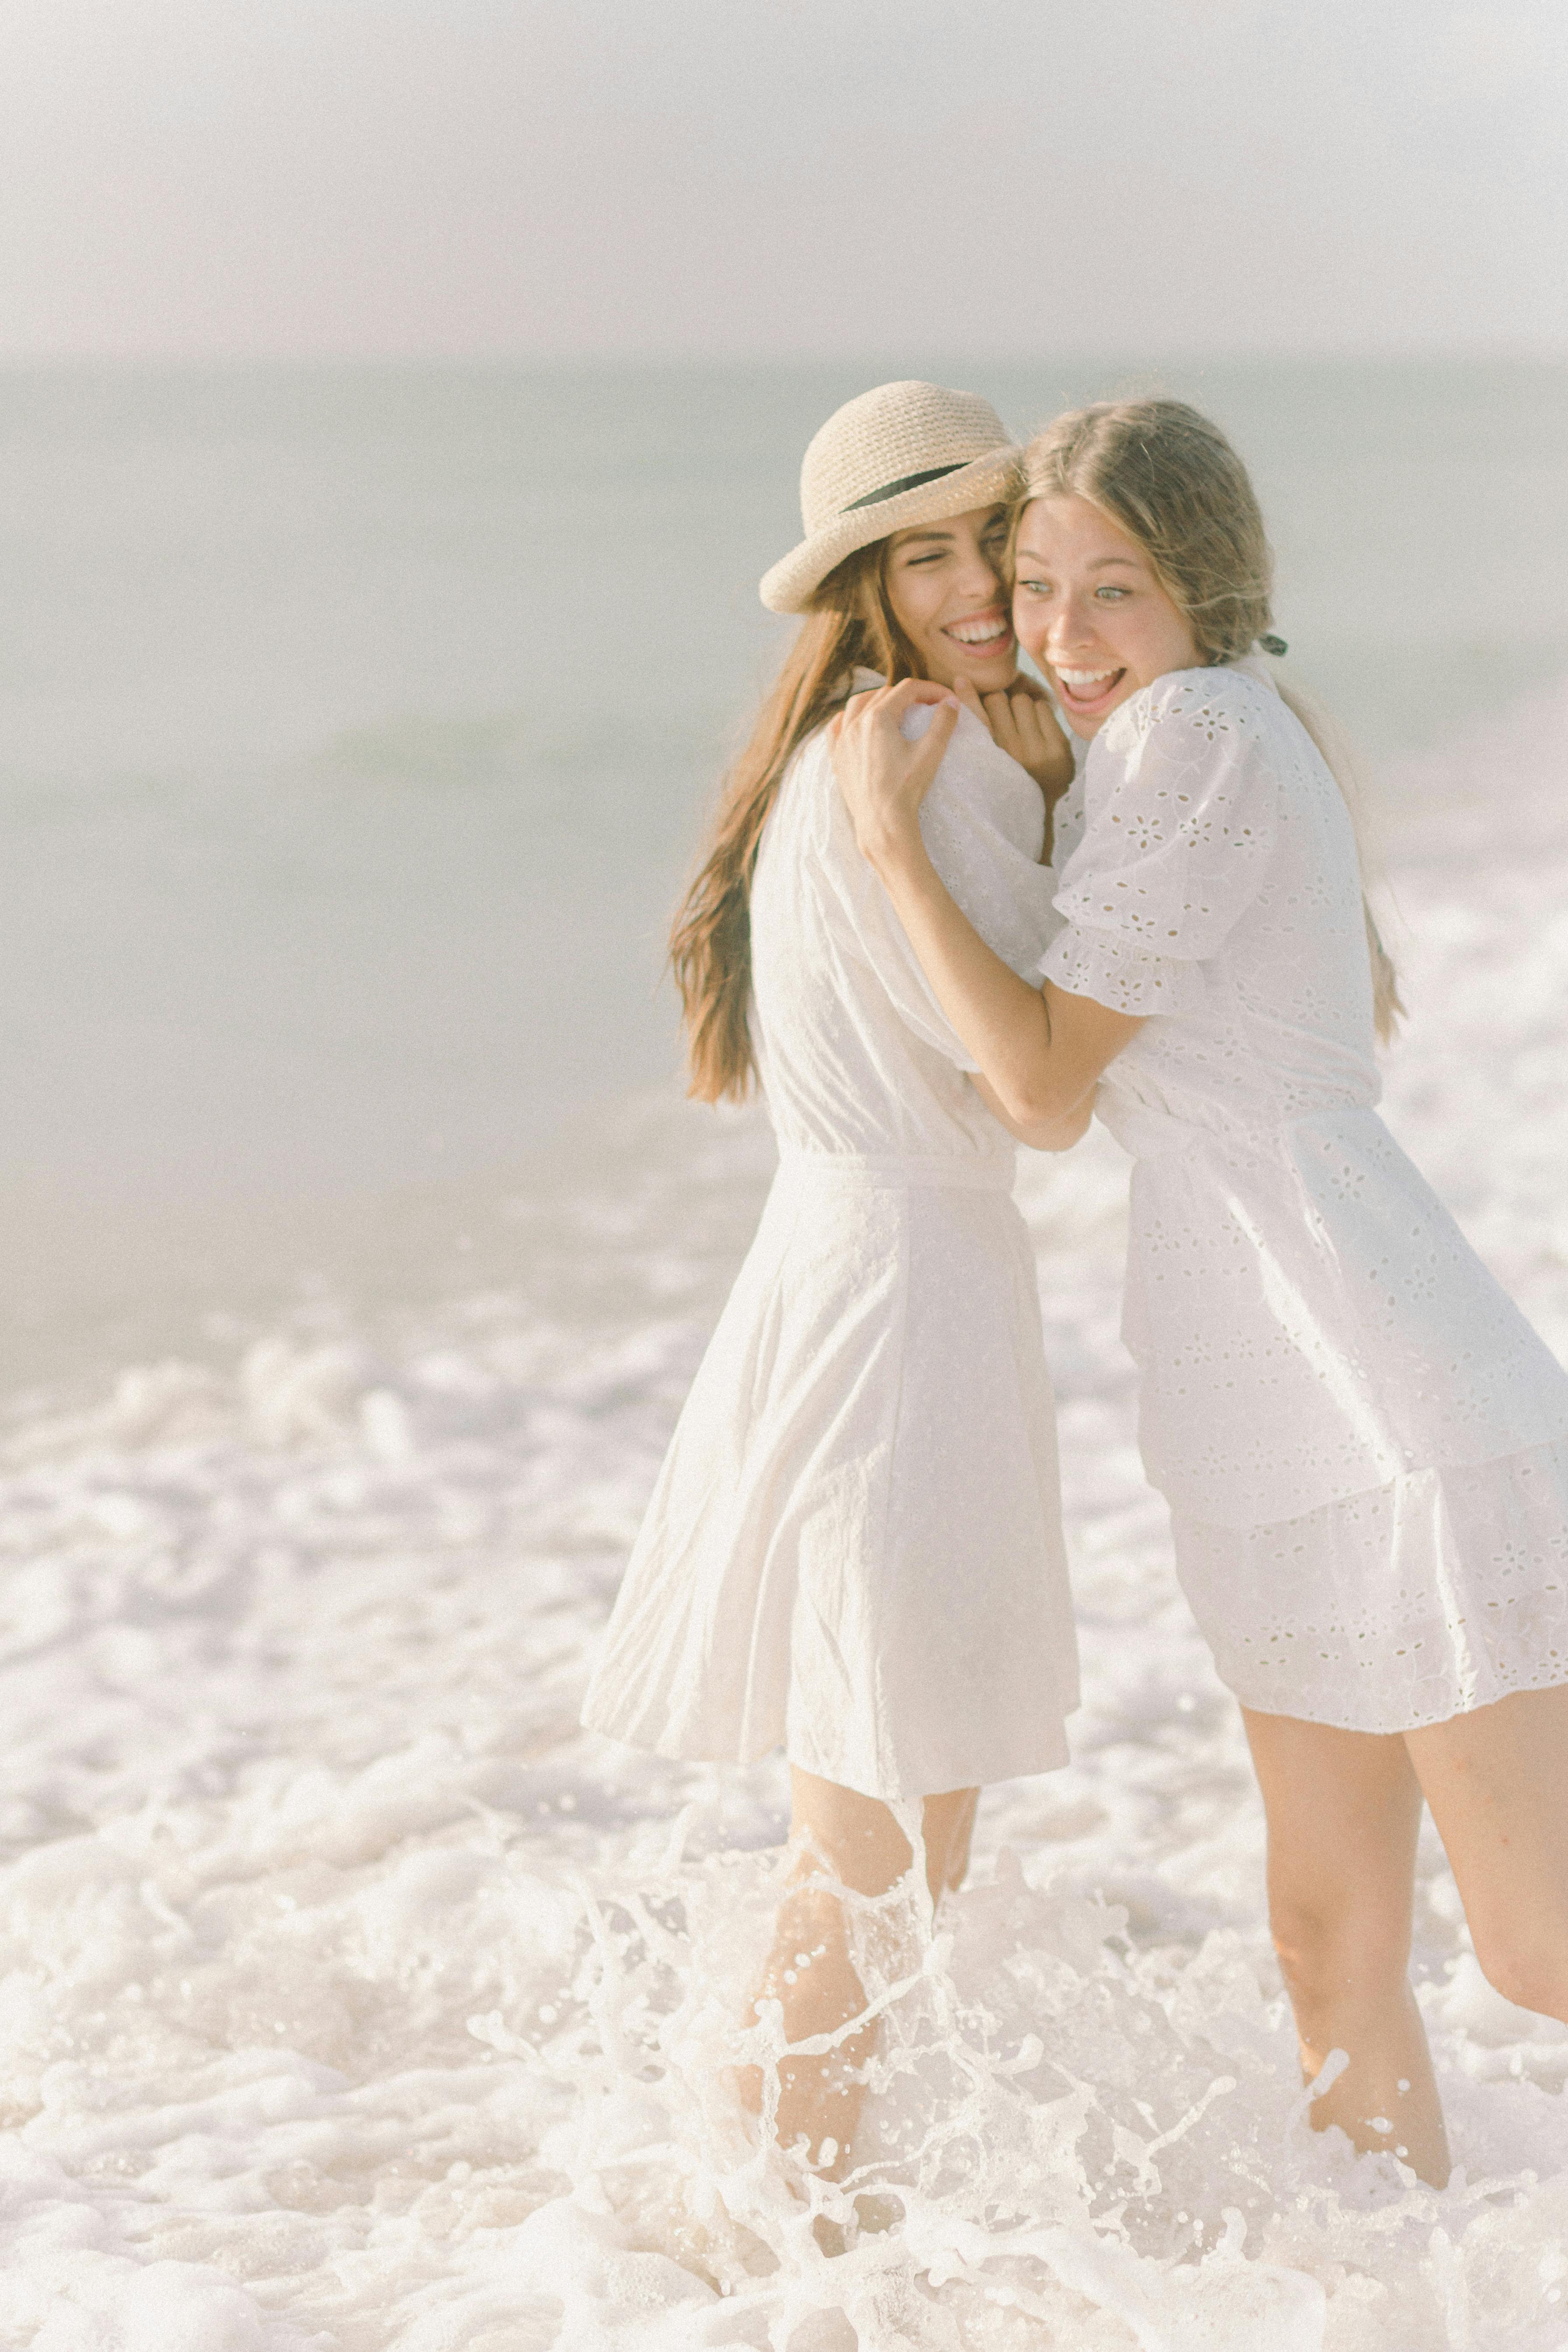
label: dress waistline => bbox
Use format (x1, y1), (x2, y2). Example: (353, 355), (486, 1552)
(775, 1148), (1015, 1193)
(1099, 1091), (1382, 1164)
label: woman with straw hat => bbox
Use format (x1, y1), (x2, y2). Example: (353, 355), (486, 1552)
(581, 379), (1080, 2177)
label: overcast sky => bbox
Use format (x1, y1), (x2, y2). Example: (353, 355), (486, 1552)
(2, 0), (1566, 362)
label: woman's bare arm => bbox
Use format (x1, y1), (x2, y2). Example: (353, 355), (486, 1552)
(829, 681), (1142, 1128)
(972, 1074), (1095, 1152)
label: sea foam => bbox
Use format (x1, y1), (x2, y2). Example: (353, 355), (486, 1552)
(3, 683), (1568, 2345)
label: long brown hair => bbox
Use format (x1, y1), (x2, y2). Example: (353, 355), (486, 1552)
(672, 541), (923, 1103)
(1020, 399), (1403, 1040)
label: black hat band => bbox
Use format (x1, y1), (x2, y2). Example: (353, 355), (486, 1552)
(841, 462), (969, 514)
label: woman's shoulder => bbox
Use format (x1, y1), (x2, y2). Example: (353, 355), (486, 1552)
(909, 701), (1051, 871)
(779, 722), (843, 861)
(1101, 662), (1278, 761)
(782, 669), (884, 798)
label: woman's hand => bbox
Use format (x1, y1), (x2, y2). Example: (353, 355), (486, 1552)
(953, 676), (1074, 804)
(829, 679), (958, 880)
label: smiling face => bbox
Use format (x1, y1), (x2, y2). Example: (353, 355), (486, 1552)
(881, 505), (1017, 690)
(1011, 494), (1202, 736)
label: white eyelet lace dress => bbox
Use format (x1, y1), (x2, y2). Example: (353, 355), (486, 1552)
(1042, 663), (1568, 1732)
(581, 698), (1080, 1800)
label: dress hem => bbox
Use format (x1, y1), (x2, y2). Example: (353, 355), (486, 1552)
(578, 1707), (1075, 1804)
(1214, 1657), (1568, 1738)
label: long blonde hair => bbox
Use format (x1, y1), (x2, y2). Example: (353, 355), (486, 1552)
(671, 543), (923, 1103)
(1020, 399), (1402, 1040)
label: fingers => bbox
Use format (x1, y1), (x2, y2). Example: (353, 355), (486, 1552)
(1008, 693), (1050, 763)
(980, 688), (1023, 762)
(830, 681), (956, 859)
(908, 698), (960, 784)
(953, 681), (1072, 797)
(880, 676), (960, 712)
(888, 698), (961, 802)
(1025, 693), (1075, 785)
(838, 677), (958, 745)
(839, 681), (937, 724)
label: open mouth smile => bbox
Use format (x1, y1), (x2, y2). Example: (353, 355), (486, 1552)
(1052, 663), (1127, 713)
(943, 611), (1014, 657)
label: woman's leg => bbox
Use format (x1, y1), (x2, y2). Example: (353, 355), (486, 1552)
(1404, 1682), (1568, 2023)
(742, 1766), (978, 2174)
(939, 1784), (980, 1894)
(1240, 1708), (1452, 2186)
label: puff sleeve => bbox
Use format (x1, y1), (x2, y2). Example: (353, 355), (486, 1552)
(1039, 667), (1279, 1016)
(814, 702), (1058, 1069)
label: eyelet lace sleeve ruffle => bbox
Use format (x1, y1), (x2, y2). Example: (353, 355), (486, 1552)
(1039, 669), (1279, 1016)
(1042, 925), (1207, 1016)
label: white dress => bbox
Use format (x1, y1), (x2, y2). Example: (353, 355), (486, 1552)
(1041, 663), (1568, 1732)
(581, 700), (1080, 1801)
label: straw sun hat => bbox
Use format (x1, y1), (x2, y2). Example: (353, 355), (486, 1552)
(759, 380), (1022, 614)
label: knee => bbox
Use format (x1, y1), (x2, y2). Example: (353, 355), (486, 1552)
(1269, 1892), (1412, 2010)
(1469, 1928), (1568, 2024)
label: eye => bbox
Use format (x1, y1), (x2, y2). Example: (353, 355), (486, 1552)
(1015, 575), (1052, 597)
(1095, 584), (1131, 602)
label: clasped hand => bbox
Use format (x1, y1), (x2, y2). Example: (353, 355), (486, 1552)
(954, 674), (1075, 805)
(830, 675), (1072, 878)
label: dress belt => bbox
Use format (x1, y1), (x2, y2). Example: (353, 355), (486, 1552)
(775, 1148), (1015, 1192)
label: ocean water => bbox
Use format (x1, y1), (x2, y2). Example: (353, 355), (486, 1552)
(3, 362), (1568, 2346)
(5, 358), (1568, 1382)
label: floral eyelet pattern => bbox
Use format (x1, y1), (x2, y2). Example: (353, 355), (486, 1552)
(1040, 664), (1568, 1731)
(1174, 1439), (1568, 1733)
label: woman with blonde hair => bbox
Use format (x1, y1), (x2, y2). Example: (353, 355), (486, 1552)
(581, 380), (1081, 2177)
(833, 396), (1568, 2190)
